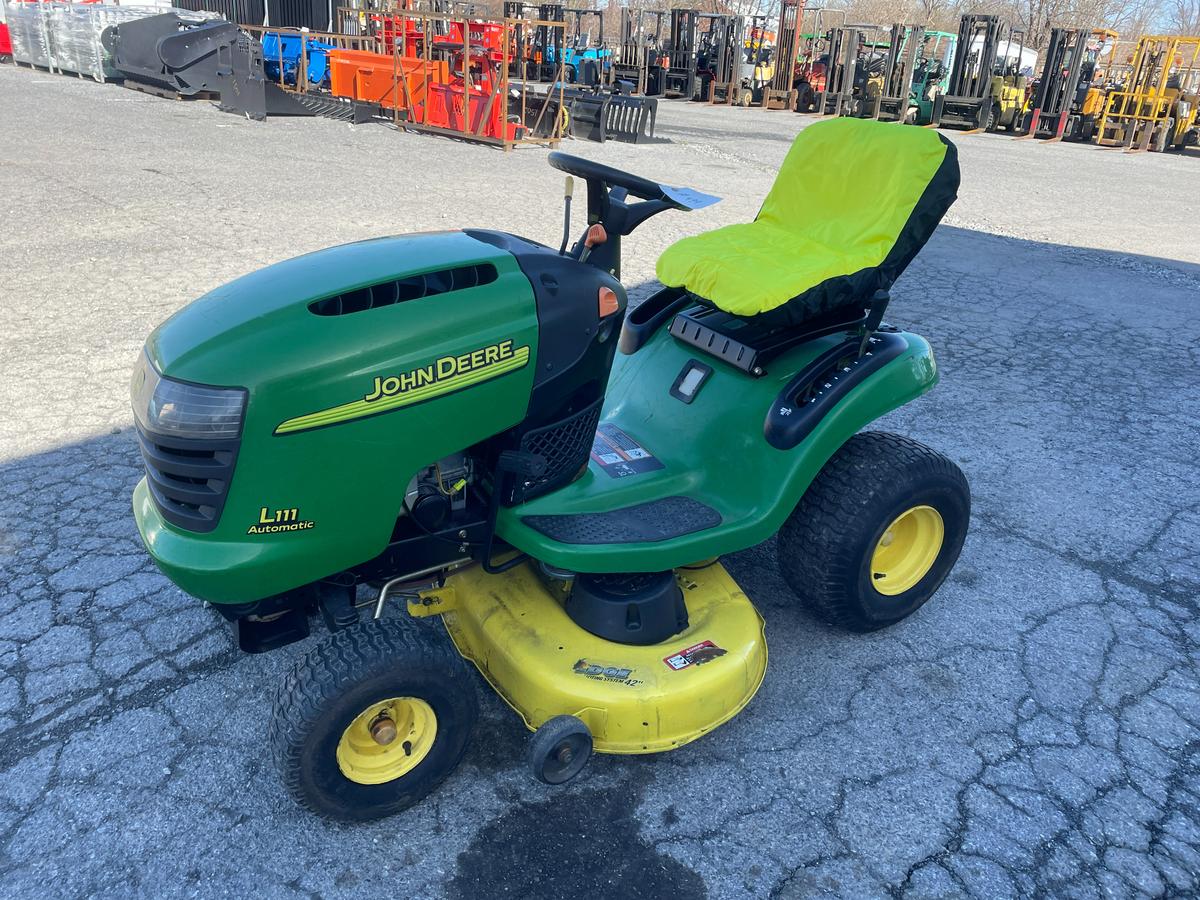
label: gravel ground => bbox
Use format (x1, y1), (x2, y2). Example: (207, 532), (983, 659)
(1, 63), (1199, 899)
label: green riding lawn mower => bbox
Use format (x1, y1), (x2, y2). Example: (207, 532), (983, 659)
(130, 117), (969, 822)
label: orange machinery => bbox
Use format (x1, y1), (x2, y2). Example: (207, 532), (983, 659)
(328, 20), (524, 141)
(328, 49), (448, 112)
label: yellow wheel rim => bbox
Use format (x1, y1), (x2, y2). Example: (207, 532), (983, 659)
(336, 697), (437, 785)
(870, 505), (944, 596)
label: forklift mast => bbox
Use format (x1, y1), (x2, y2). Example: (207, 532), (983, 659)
(762, 0), (802, 108)
(875, 22), (925, 121)
(696, 13), (744, 90)
(564, 6), (603, 50)
(818, 24), (878, 116)
(932, 13), (1025, 130)
(1027, 27), (1088, 138)
(503, 0), (532, 79)
(944, 14), (1003, 102)
(665, 8), (698, 99)
(613, 7), (666, 96)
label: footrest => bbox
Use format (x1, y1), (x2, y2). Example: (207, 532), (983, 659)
(522, 496), (721, 545)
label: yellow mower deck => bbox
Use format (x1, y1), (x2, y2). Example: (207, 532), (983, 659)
(413, 562), (766, 754)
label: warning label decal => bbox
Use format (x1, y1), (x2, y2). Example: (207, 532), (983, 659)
(590, 423), (665, 479)
(663, 640), (727, 671)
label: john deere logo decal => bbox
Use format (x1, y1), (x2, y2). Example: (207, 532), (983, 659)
(275, 339), (530, 435)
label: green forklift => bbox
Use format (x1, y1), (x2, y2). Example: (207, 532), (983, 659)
(911, 30), (957, 124)
(130, 117), (969, 821)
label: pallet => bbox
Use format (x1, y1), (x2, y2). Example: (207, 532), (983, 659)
(14, 59), (56, 73)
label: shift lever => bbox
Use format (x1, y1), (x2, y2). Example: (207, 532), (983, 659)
(558, 176), (574, 255)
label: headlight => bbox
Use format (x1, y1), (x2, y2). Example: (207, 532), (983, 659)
(130, 352), (246, 439)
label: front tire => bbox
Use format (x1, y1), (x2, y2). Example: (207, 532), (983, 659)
(778, 432), (970, 632)
(269, 618), (477, 822)
(983, 103), (999, 132)
(795, 83), (815, 113)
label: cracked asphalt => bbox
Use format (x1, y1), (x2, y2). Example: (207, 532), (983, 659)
(2, 63), (1199, 899)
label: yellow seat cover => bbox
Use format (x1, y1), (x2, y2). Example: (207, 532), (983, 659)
(656, 117), (959, 318)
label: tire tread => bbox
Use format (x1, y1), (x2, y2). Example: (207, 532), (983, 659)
(778, 431), (969, 631)
(268, 618), (474, 819)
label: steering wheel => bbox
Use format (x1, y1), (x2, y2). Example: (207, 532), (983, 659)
(544, 153), (719, 274)
(547, 152), (681, 206)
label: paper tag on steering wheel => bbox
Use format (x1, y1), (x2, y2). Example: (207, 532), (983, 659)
(660, 185), (722, 211)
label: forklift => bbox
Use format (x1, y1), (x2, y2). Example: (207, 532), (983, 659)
(696, 13), (745, 103)
(1025, 28), (1117, 142)
(814, 24), (888, 118)
(734, 15), (775, 106)
(536, 3), (566, 82)
(793, 8), (847, 112)
(561, 6), (610, 86)
(874, 23), (925, 121)
(932, 14), (1027, 132)
(663, 8), (698, 99)
(612, 8), (667, 97)
(503, 1), (535, 80)
(910, 31), (956, 125)
(760, 0), (803, 109)
(1097, 34), (1200, 151)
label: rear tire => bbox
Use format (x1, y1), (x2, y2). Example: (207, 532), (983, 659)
(778, 432), (970, 632)
(269, 618), (477, 821)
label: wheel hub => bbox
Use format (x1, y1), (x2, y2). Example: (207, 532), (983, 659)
(870, 505), (945, 596)
(336, 697), (438, 785)
(369, 714), (398, 746)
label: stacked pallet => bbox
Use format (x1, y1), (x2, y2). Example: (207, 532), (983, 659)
(5, 0), (178, 82)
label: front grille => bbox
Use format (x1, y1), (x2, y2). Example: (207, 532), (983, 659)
(505, 397), (604, 505)
(136, 424), (240, 532)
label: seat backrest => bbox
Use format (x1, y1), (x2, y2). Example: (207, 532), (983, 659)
(756, 117), (958, 290)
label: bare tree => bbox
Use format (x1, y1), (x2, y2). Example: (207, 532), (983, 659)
(1168, 0), (1200, 31)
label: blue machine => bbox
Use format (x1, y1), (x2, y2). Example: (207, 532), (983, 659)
(261, 32), (336, 88)
(562, 43), (612, 84)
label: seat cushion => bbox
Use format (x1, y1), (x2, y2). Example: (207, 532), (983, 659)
(656, 117), (959, 318)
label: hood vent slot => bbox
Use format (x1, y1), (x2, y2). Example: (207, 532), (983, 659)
(308, 263), (498, 316)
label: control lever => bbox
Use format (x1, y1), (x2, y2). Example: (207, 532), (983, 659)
(577, 224), (608, 264)
(858, 290), (891, 358)
(558, 176), (574, 256)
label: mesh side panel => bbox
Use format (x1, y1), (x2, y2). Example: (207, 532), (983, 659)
(507, 398), (604, 505)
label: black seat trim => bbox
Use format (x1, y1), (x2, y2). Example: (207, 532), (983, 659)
(668, 302), (867, 375)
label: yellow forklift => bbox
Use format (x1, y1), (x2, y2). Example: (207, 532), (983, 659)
(932, 14), (1027, 132)
(1098, 34), (1200, 151)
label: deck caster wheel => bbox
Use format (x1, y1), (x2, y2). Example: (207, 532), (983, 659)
(269, 618), (477, 821)
(778, 431), (970, 632)
(529, 715), (593, 785)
